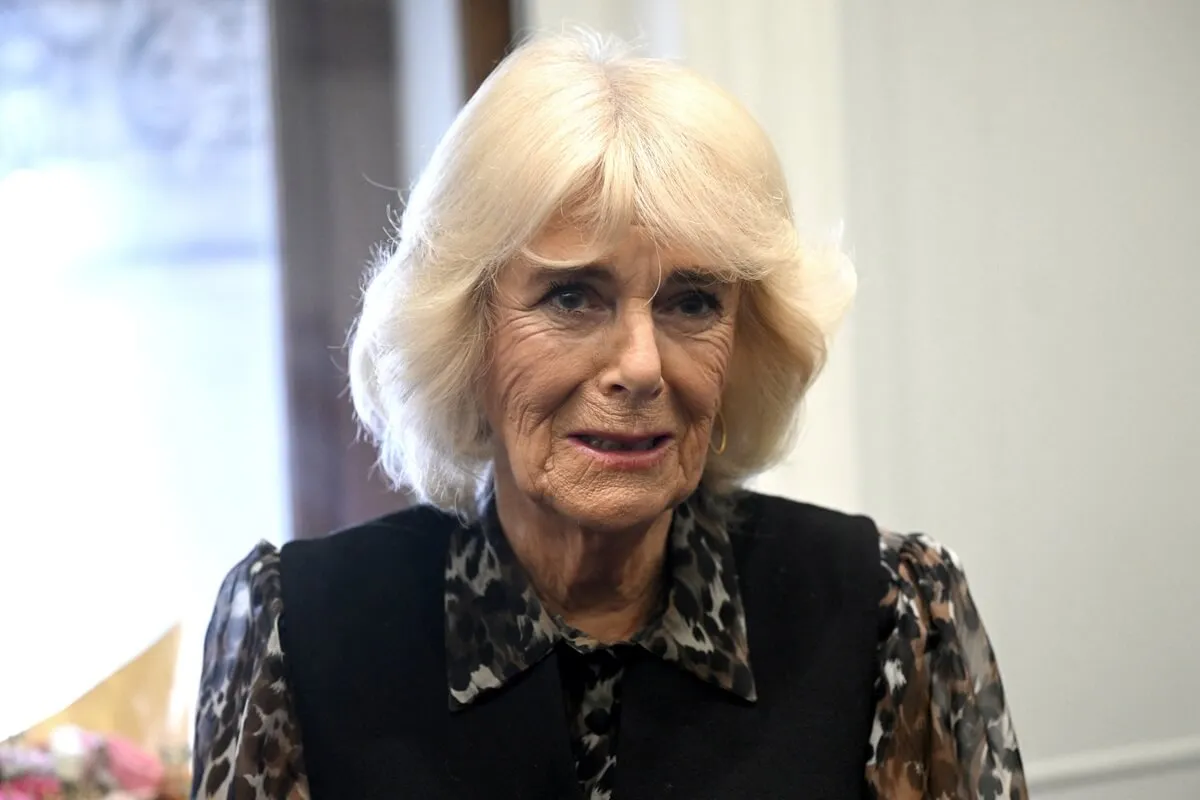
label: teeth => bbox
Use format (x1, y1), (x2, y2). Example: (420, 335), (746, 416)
(582, 436), (657, 452)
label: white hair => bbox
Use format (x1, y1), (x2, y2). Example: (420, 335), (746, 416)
(348, 30), (856, 514)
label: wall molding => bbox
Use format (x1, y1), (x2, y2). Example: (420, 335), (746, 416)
(1026, 735), (1200, 792)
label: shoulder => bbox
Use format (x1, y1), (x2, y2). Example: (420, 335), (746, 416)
(868, 529), (1028, 797)
(875, 528), (984, 651)
(278, 502), (462, 620)
(723, 492), (892, 661)
(192, 507), (461, 797)
(877, 527), (969, 590)
(872, 527), (986, 701)
(282, 503), (460, 563)
(196, 541), (283, 691)
(873, 525), (1000, 702)
(731, 491), (977, 601)
(747, 499), (993, 677)
(277, 505), (462, 690)
(278, 504), (460, 604)
(730, 490), (886, 587)
(735, 490), (880, 543)
(193, 541), (305, 797)
(278, 503), (460, 609)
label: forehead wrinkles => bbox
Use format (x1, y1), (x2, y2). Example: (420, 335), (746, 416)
(604, 240), (707, 300)
(630, 238), (735, 299)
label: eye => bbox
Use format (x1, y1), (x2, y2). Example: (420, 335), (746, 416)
(543, 281), (596, 314)
(671, 289), (722, 317)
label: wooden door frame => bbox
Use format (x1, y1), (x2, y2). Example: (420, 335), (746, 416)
(269, 0), (514, 539)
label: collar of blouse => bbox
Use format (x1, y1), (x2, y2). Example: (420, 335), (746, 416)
(443, 489), (758, 710)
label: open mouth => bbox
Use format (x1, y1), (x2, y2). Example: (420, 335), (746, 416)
(572, 434), (671, 452)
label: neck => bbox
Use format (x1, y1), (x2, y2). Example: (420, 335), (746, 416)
(493, 482), (671, 644)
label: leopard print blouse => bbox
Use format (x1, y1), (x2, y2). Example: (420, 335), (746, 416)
(192, 494), (1027, 799)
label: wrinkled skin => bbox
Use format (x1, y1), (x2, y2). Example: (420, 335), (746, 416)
(484, 226), (739, 533)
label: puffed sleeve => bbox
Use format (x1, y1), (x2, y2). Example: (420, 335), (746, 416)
(866, 531), (1027, 799)
(191, 542), (310, 799)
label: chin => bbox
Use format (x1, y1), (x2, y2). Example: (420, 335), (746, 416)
(546, 482), (686, 532)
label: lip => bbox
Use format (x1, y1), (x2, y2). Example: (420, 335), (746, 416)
(568, 431), (673, 471)
(570, 430), (673, 445)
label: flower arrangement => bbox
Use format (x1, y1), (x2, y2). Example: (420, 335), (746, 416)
(0, 727), (189, 800)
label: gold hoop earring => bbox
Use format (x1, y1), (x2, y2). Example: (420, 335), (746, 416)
(710, 410), (728, 456)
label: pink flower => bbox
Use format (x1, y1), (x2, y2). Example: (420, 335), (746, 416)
(103, 734), (165, 793)
(0, 773), (62, 799)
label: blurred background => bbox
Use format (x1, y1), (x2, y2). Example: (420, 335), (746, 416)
(0, 0), (1195, 797)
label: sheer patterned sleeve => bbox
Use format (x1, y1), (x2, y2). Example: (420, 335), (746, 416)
(191, 542), (309, 800)
(867, 531), (1027, 799)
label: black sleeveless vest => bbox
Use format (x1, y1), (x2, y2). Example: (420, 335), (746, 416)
(279, 492), (885, 799)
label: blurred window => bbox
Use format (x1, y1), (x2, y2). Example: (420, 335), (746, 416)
(0, 0), (288, 740)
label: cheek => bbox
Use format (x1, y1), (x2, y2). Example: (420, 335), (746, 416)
(665, 324), (737, 474)
(668, 325), (737, 419)
(484, 314), (583, 436)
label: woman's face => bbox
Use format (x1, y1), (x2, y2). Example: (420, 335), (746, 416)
(484, 226), (739, 530)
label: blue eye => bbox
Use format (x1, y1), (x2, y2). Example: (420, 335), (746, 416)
(673, 290), (722, 317)
(544, 282), (593, 313)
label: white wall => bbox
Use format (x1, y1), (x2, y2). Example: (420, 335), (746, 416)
(844, 1), (1200, 796)
(523, 0), (1200, 796)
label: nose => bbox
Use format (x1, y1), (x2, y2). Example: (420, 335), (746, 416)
(600, 306), (663, 401)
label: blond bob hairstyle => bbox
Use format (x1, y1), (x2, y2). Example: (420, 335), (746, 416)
(348, 31), (856, 515)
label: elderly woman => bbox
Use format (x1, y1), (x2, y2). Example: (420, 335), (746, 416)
(192, 32), (1025, 800)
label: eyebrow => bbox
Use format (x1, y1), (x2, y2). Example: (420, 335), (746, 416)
(528, 264), (614, 283)
(528, 263), (728, 288)
(670, 268), (727, 288)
